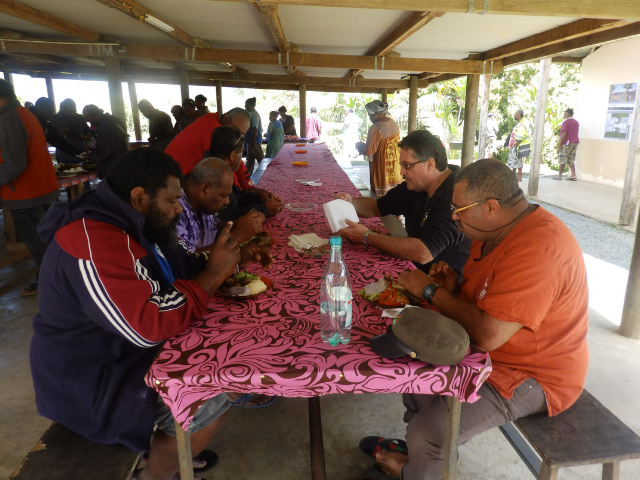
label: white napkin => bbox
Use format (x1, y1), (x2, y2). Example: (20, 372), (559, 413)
(288, 233), (329, 252)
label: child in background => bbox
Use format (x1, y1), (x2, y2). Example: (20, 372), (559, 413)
(266, 111), (284, 159)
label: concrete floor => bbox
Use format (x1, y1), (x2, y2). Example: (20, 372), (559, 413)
(2, 157), (640, 479)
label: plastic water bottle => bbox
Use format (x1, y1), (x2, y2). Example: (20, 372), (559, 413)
(320, 236), (353, 345)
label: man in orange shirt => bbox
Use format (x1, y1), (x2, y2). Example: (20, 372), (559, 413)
(363, 159), (589, 480)
(0, 80), (58, 296)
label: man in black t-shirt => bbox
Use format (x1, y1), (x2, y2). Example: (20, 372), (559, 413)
(338, 130), (470, 274)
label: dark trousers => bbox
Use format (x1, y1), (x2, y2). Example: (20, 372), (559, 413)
(10, 204), (50, 280)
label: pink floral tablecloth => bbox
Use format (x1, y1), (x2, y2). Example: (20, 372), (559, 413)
(147, 144), (492, 428)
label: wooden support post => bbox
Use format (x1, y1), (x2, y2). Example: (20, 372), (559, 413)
(408, 75), (418, 132)
(299, 84), (307, 138)
(618, 89), (640, 226)
(174, 421), (194, 480)
(127, 80), (142, 141)
(215, 80), (223, 114)
(528, 57), (552, 197)
(45, 75), (55, 107)
(477, 74), (491, 159)
(620, 208), (640, 339)
(381, 88), (388, 105)
(105, 57), (126, 122)
(179, 69), (189, 101)
(443, 396), (461, 480)
(2, 71), (12, 85)
(461, 74), (480, 167)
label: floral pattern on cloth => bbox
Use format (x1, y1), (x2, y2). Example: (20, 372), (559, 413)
(146, 144), (492, 429)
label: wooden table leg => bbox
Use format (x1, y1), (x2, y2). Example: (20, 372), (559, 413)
(443, 396), (461, 480)
(308, 397), (326, 480)
(174, 420), (194, 480)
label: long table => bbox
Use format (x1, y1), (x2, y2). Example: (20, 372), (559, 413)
(146, 143), (492, 480)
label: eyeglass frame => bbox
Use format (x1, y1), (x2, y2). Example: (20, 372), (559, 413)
(399, 159), (423, 171)
(450, 190), (523, 215)
(232, 135), (245, 149)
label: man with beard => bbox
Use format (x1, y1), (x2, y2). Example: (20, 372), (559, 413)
(31, 148), (240, 480)
(337, 129), (470, 275)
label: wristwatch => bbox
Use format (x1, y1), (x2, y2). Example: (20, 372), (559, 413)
(422, 283), (441, 305)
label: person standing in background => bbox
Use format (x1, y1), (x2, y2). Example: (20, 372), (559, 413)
(554, 108), (579, 181)
(244, 97), (263, 175)
(507, 109), (531, 182)
(170, 105), (184, 136)
(278, 105), (297, 137)
(364, 100), (402, 197)
(306, 106), (322, 142)
(138, 100), (175, 151)
(266, 111), (284, 159)
(82, 104), (129, 178)
(0, 79), (58, 296)
(52, 98), (91, 163)
(195, 94), (210, 116)
(178, 98), (199, 132)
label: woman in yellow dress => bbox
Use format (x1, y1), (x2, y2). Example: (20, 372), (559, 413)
(365, 100), (403, 197)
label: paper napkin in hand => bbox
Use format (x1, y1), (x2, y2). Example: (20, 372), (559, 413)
(323, 199), (359, 233)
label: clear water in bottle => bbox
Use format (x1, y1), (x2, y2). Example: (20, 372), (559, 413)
(320, 236), (353, 345)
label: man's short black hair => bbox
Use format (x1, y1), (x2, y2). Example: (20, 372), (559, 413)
(182, 98), (196, 108)
(0, 79), (16, 100)
(107, 148), (183, 204)
(208, 126), (244, 159)
(398, 130), (448, 171)
(455, 158), (522, 206)
(566, 108), (574, 116)
(195, 94), (207, 102)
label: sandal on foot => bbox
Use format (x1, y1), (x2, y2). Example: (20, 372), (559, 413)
(231, 393), (279, 409)
(568, 177), (577, 181)
(359, 436), (408, 459)
(551, 176), (562, 180)
(359, 465), (401, 480)
(193, 449), (218, 473)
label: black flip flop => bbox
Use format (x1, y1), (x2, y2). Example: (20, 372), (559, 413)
(359, 436), (408, 458)
(359, 465), (401, 480)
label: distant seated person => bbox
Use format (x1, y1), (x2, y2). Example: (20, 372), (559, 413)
(338, 130), (470, 274)
(82, 104), (129, 178)
(31, 148), (242, 480)
(138, 99), (175, 151)
(178, 98), (199, 132)
(195, 94), (210, 115)
(265, 110), (284, 159)
(51, 98), (91, 163)
(33, 97), (85, 163)
(208, 126), (283, 221)
(178, 157), (272, 267)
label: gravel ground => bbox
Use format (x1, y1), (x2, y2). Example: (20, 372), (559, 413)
(538, 202), (634, 270)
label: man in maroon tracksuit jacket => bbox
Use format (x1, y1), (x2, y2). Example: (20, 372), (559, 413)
(31, 148), (239, 480)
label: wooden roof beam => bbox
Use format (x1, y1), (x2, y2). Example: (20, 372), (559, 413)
(211, 0), (640, 19)
(483, 18), (629, 61)
(346, 10), (443, 80)
(250, 0), (301, 75)
(0, 39), (499, 74)
(0, 0), (100, 41)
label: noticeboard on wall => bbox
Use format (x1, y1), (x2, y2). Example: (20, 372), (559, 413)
(604, 83), (637, 140)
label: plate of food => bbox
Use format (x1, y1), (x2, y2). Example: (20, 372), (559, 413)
(359, 276), (420, 308)
(295, 143), (306, 147)
(285, 202), (317, 212)
(300, 243), (331, 257)
(294, 149), (308, 154)
(291, 161), (309, 167)
(218, 271), (273, 298)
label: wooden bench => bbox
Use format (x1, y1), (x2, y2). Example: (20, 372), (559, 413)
(10, 422), (139, 480)
(499, 390), (640, 479)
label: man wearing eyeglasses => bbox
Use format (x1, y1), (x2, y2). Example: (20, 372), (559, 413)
(365, 159), (589, 480)
(337, 129), (470, 275)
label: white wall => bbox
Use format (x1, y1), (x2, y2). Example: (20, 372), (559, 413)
(575, 37), (640, 187)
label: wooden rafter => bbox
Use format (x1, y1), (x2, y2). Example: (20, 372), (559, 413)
(250, 0), (302, 75)
(0, 38), (499, 74)
(483, 18), (628, 61)
(346, 11), (443, 80)
(209, 0), (640, 19)
(0, 0), (100, 41)
(96, 0), (205, 47)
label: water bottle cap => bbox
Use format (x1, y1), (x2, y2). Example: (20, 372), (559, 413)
(330, 236), (342, 247)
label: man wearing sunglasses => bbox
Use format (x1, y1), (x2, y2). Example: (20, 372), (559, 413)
(366, 159), (588, 480)
(337, 129), (470, 275)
